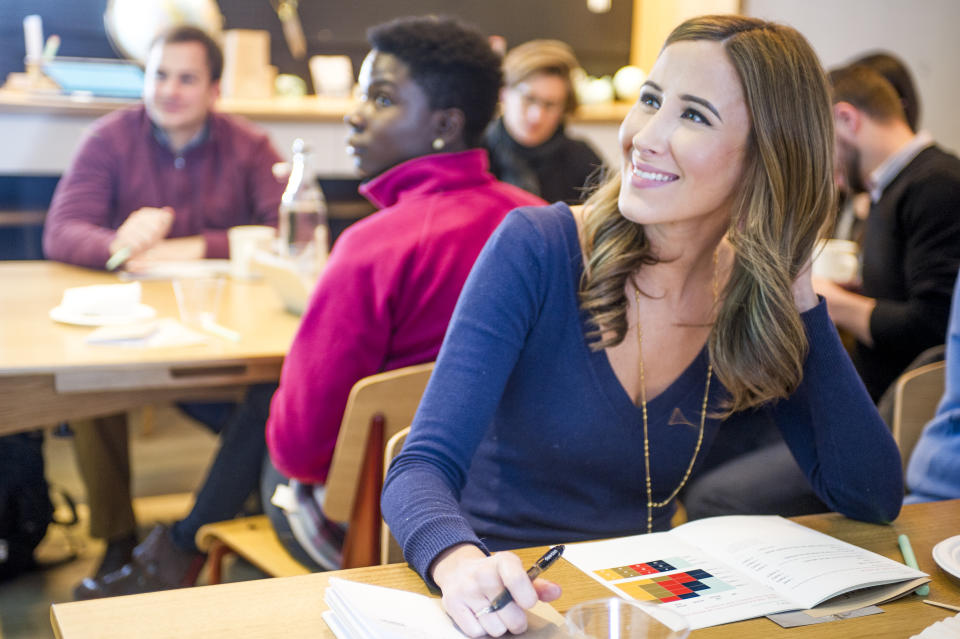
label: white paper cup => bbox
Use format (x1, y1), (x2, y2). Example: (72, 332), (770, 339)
(172, 276), (224, 328)
(228, 225), (275, 280)
(812, 239), (859, 284)
(566, 598), (690, 639)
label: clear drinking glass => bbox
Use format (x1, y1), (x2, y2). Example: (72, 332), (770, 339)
(566, 598), (690, 639)
(172, 275), (224, 328)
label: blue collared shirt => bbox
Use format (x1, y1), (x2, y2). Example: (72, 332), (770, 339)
(869, 130), (934, 203)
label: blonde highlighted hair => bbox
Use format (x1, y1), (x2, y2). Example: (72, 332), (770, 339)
(579, 15), (836, 414)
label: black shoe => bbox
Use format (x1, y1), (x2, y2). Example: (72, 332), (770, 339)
(73, 525), (205, 600)
(93, 533), (138, 580)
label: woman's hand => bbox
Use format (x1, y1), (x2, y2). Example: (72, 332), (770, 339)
(791, 257), (819, 313)
(431, 544), (562, 637)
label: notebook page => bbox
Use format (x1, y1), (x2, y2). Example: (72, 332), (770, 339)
(673, 515), (927, 609)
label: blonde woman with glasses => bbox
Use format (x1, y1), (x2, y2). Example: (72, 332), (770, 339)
(483, 39), (604, 204)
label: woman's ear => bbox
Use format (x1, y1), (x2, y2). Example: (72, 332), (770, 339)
(431, 108), (467, 149)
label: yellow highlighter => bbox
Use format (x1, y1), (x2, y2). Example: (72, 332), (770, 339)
(897, 534), (930, 596)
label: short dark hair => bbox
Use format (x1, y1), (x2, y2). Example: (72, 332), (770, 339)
(851, 51), (920, 132)
(367, 16), (502, 146)
(151, 25), (223, 83)
(829, 63), (906, 124)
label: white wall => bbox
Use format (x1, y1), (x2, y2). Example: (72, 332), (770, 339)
(744, 0), (960, 154)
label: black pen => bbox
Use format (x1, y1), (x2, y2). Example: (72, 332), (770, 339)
(474, 544), (565, 617)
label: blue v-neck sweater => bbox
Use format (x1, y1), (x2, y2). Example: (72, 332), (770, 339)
(382, 203), (903, 583)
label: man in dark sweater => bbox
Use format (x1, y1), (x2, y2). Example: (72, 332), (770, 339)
(482, 39), (604, 204)
(815, 63), (960, 401)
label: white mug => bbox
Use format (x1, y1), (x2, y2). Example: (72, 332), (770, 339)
(812, 239), (859, 284)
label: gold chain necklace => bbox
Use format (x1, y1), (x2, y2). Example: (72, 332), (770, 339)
(634, 249), (718, 533)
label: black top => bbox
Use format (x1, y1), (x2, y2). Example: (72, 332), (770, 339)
(856, 145), (960, 400)
(482, 118), (605, 205)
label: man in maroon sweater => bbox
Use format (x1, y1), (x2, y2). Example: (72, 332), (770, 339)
(44, 34), (282, 267)
(42, 26), (284, 597)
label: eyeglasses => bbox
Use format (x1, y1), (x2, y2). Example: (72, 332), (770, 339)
(509, 87), (566, 114)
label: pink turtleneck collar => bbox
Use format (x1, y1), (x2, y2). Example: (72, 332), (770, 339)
(359, 149), (494, 209)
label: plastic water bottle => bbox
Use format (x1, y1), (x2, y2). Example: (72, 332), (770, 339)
(279, 138), (329, 277)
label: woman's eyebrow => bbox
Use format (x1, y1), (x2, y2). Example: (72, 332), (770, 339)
(680, 94), (722, 121)
(367, 78), (395, 89)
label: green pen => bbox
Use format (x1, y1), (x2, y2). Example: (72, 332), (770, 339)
(897, 533), (930, 596)
(105, 246), (131, 271)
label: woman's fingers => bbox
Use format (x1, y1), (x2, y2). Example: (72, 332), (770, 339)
(532, 577), (562, 602)
(435, 549), (543, 637)
(443, 596), (492, 637)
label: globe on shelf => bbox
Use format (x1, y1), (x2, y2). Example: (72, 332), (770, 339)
(613, 65), (646, 103)
(575, 75), (616, 106)
(104, 0), (224, 64)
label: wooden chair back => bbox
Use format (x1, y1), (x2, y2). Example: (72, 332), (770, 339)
(322, 362), (434, 568)
(891, 360), (945, 470)
(380, 426), (410, 564)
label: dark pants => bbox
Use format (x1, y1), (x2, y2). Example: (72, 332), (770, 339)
(169, 383), (277, 551)
(683, 441), (829, 519)
(682, 414), (829, 520)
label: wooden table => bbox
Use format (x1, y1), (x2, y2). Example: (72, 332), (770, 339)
(50, 500), (960, 639)
(0, 261), (300, 436)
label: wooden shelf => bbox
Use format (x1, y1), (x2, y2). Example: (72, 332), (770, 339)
(0, 208), (46, 227)
(0, 89), (632, 124)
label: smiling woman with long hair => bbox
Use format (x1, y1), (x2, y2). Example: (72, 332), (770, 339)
(382, 15), (903, 638)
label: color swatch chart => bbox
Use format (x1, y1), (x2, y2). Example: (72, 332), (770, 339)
(594, 557), (734, 603)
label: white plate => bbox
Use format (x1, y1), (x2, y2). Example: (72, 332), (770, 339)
(932, 534), (960, 581)
(49, 303), (157, 326)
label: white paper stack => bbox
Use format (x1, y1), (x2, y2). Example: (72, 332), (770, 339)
(324, 578), (468, 639)
(322, 578), (568, 639)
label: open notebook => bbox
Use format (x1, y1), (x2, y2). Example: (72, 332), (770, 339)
(563, 515), (929, 630)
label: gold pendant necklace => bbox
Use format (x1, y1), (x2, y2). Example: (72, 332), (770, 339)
(634, 249), (718, 533)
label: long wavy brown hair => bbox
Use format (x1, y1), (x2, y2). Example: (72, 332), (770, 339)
(579, 15), (836, 414)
